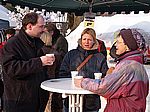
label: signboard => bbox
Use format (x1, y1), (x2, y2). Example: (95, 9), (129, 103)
(84, 12), (96, 28)
(84, 20), (94, 28)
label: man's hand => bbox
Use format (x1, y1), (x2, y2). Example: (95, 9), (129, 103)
(40, 55), (55, 66)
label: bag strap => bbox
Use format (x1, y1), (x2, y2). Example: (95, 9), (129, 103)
(76, 54), (93, 71)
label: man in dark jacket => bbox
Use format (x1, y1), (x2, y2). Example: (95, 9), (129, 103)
(2, 12), (55, 112)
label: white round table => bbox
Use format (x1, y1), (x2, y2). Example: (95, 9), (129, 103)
(41, 78), (94, 112)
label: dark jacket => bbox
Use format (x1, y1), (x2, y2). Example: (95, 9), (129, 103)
(54, 34), (68, 61)
(59, 41), (108, 111)
(42, 45), (61, 79)
(59, 46), (108, 78)
(2, 28), (49, 112)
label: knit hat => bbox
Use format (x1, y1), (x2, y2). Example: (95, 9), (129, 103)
(119, 28), (146, 51)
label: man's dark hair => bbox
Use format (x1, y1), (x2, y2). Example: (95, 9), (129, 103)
(22, 12), (39, 30)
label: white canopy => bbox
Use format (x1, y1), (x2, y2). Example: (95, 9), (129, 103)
(0, 5), (17, 27)
(66, 12), (150, 51)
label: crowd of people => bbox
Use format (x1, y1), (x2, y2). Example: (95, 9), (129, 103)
(0, 12), (149, 112)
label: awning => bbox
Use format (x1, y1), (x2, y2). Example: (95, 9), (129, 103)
(2, 0), (150, 15)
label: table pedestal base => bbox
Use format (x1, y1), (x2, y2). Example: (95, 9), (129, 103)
(69, 94), (84, 112)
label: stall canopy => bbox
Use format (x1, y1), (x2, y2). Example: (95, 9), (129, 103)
(2, 0), (150, 15)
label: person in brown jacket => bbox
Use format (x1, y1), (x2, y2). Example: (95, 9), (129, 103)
(41, 31), (63, 112)
(45, 22), (68, 61)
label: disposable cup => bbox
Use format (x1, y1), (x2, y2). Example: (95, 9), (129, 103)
(74, 76), (83, 79)
(94, 73), (102, 79)
(71, 71), (78, 85)
(73, 76), (83, 86)
(46, 54), (54, 57)
(71, 71), (78, 77)
(46, 54), (54, 65)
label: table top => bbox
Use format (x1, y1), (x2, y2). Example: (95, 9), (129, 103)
(41, 78), (94, 94)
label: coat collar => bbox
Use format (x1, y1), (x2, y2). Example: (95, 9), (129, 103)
(77, 38), (99, 55)
(18, 28), (44, 49)
(116, 50), (144, 64)
(77, 44), (99, 56)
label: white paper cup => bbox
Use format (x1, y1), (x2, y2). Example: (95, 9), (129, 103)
(46, 54), (54, 65)
(94, 73), (102, 79)
(46, 54), (54, 57)
(73, 76), (83, 86)
(71, 71), (78, 77)
(74, 76), (83, 79)
(71, 71), (78, 85)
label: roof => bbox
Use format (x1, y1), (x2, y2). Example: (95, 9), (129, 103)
(2, 0), (150, 15)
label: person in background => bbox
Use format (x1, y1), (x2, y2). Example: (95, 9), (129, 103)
(44, 22), (69, 111)
(74, 28), (149, 112)
(97, 39), (107, 59)
(59, 28), (108, 112)
(44, 22), (61, 45)
(40, 32), (63, 112)
(2, 12), (55, 112)
(44, 22), (68, 61)
(5, 28), (16, 40)
(40, 32), (56, 78)
(0, 28), (15, 47)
